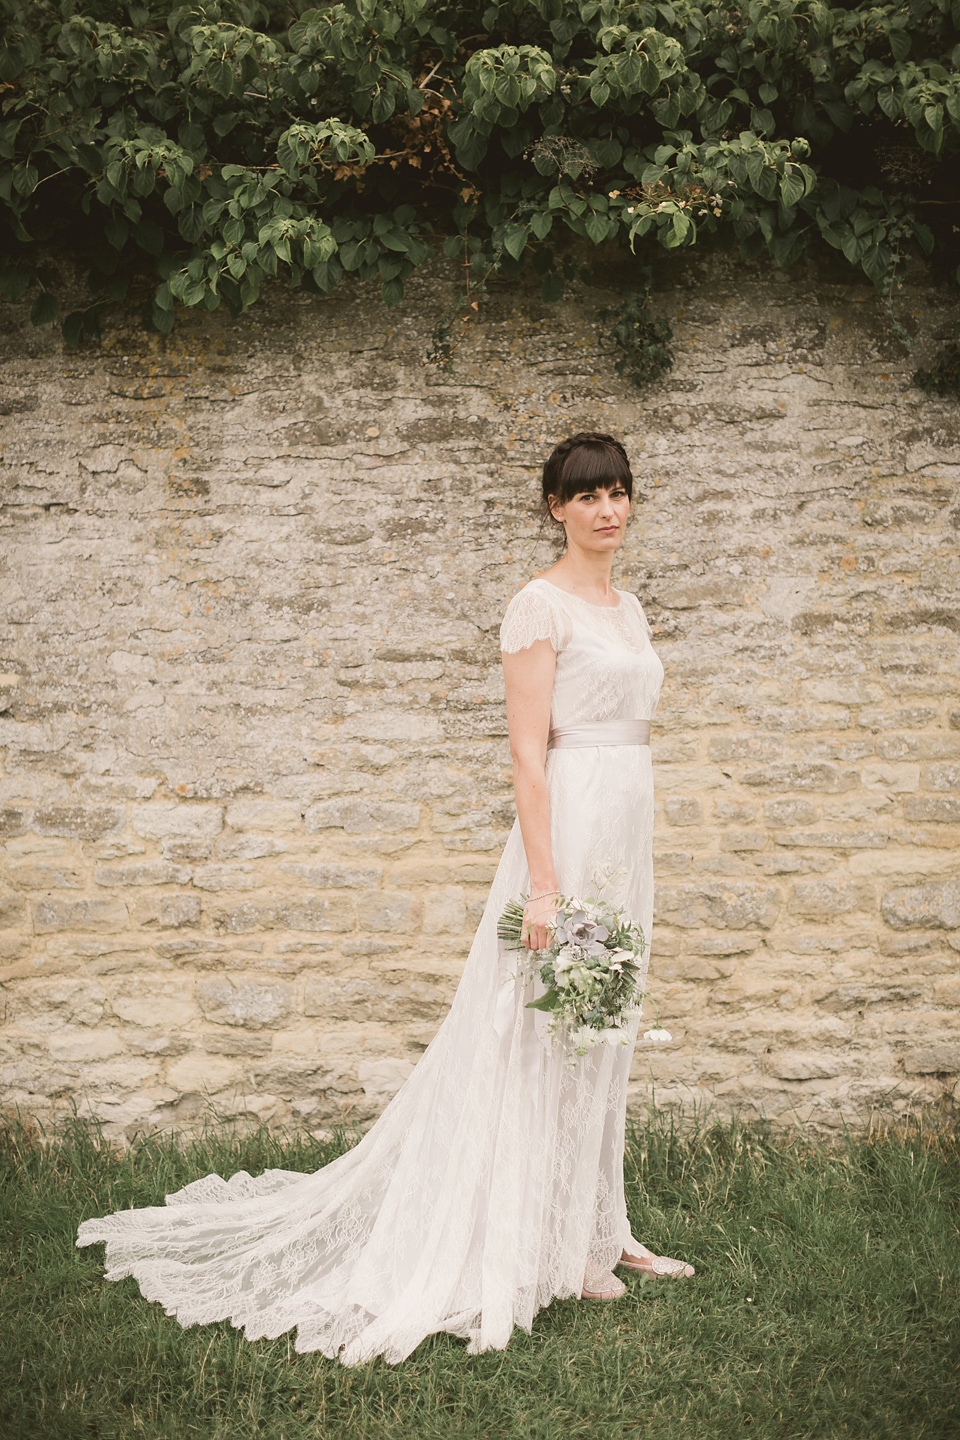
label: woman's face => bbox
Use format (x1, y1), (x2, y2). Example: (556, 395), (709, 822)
(549, 483), (631, 553)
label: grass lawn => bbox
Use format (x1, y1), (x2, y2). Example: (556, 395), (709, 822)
(1, 1111), (958, 1440)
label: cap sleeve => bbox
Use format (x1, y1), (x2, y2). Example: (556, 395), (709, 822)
(499, 582), (569, 654)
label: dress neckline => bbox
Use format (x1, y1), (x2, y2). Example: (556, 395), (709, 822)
(537, 577), (623, 611)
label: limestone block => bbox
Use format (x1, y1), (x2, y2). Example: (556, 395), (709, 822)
(216, 898), (353, 933)
(159, 895), (202, 928)
(665, 797), (702, 826)
(764, 799), (819, 826)
(110, 982), (198, 1029)
(861, 763), (920, 792)
(8, 978), (108, 1028)
(0, 807), (30, 837)
(280, 862), (382, 888)
(655, 882), (780, 930)
(358, 1057), (415, 1101)
(901, 1043), (960, 1074)
(218, 834), (289, 860)
(33, 897), (128, 933)
(656, 957), (731, 982)
(422, 886), (466, 934)
(46, 1029), (125, 1063)
(921, 764), (960, 791)
(305, 800), (420, 833)
(691, 933), (761, 955)
(131, 804), (224, 840)
(94, 862), (192, 886)
(197, 979), (293, 1028)
(652, 765), (728, 793)
(849, 848), (960, 877)
(125, 1031), (191, 1057)
(192, 864), (265, 891)
(166, 1054), (243, 1094)
(33, 805), (123, 839)
(202, 1032), (272, 1057)
(357, 890), (422, 933)
(303, 975), (448, 1022)
(789, 881), (874, 918)
(0, 890), (26, 928)
(742, 764), (858, 793)
(720, 831), (767, 851)
(350, 712), (442, 743)
(881, 880), (960, 930)
(248, 1057), (354, 1102)
(161, 838), (215, 861)
(713, 800), (755, 823)
(774, 830), (888, 849)
(763, 1051), (845, 1081)
(902, 797), (960, 822)
(9, 863), (82, 889)
(225, 800), (304, 831)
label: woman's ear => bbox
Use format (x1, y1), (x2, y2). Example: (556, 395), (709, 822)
(547, 493), (563, 524)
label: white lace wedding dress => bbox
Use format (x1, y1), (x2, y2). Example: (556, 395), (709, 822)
(77, 577), (664, 1365)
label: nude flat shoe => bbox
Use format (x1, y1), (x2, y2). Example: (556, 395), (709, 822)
(618, 1244), (695, 1279)
(581, 1270), (627, 1301)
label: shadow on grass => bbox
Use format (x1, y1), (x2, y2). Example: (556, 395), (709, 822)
(1, 1108), (958, 1440)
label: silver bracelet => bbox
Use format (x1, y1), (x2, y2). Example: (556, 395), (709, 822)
(527, 889), (558, 904)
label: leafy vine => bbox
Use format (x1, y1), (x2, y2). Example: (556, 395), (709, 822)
(1, 0), (957, 387)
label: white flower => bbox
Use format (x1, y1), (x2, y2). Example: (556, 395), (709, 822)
(601, 1025), (628, 1046)
(643, 1028), (672, 1044)
(552, 945), (579, 976)
(571, 1025), (599, 1054)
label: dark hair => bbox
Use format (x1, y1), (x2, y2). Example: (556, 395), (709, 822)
(541, 432), (634, 521)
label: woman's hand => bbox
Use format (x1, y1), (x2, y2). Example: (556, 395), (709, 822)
(522, 893), (559, 952)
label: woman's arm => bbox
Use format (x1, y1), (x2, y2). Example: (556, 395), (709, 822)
(502, 638), (559, 951)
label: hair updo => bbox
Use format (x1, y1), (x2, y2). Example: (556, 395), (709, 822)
(541, 432), (634, 524)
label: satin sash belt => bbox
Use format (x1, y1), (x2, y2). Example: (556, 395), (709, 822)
(548, 719), (651, 750)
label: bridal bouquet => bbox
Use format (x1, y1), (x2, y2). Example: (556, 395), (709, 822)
(497, 893), (646, 1057)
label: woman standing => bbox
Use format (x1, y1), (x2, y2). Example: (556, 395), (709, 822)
(77, 431), (694, 1366)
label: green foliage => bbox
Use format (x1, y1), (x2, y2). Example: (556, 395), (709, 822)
(2, 1112), (959, 1439)
(914, 325), (960, 395)
(602, 282), (673, 385)
(1, 0), (958, 350)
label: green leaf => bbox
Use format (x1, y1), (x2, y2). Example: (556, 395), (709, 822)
(30, 292), (59, 327)
(12, 162), (38, 196)
(541, 272), (564, 301)
(0, 268), (31, 301)
(381, 276), (404, 306)
(525, 989), (560, 1012)
(780, 170), (805, 209)
(503, 223), (529, 260)
(104, 216), (129, 250)
(888, 28), (911, 63)
(61, 309), (86, 349)
(312, 259), (342, 292)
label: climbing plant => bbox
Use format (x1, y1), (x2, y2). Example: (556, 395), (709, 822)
(1, 0), (958, 363)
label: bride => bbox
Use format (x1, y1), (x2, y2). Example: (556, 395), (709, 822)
(77, 430), (694, 1365)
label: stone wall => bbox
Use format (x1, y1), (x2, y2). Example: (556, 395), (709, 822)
(1, 249), (958, 1141)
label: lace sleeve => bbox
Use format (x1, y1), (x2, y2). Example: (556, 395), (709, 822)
(625, 592), (652, 638)
(499, 583), (569, 654)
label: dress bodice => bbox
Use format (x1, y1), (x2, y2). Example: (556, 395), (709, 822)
(499, 577), (664, 728)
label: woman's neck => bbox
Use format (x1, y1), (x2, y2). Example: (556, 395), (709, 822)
(542, 549), (616, 602)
